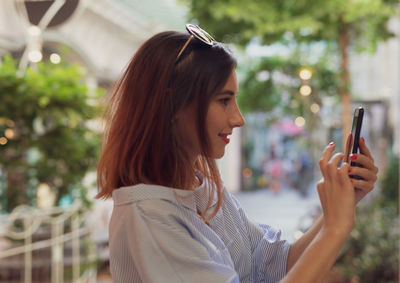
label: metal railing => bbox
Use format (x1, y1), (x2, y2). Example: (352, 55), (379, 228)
(0, 203), (98, 283)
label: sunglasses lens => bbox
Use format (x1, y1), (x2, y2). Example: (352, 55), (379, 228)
(186, 24), (215, 46)
(176, 24), (216, 61)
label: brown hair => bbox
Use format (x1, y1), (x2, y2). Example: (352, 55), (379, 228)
(97, 30), (237, 222)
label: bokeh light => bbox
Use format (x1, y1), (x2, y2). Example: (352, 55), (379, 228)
(299, 67), (312, 80)
(50, 53), (61, 64)
(295, 116), (306, 127)
(300, 85), (312, 96)
(28, 50), (43, 63)
(4, 128), (15, 139)
(0, 137), (8, 145)
(310, 103), (320, 113)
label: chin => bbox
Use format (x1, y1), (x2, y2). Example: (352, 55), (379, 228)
(213, 150), (226, 159)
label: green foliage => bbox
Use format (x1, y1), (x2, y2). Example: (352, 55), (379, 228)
(336, 204), (399, 282)
(185, 0), (397, 122)
(238, 56), (283, 113)
(238, 45), (340, 122)
(0, 56), (103, 211)
(186, 0), (397, 52)
(380, 155), (399, 212)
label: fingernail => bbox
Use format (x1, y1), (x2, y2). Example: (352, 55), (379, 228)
(348, 168), (352, 173)
(329, 141), (335, 147)
(350, 179), (354, 183)
(360, 137), (365, 144)
(350, 154), (357, 160)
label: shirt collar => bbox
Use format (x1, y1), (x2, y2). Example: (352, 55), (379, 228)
(112, 183), (197, 211)
(112, 177), (220, 213)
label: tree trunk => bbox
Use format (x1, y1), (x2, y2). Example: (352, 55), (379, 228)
(339, 20), (352, 151)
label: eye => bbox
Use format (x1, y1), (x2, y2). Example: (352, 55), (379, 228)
(219, 98), (230, 105)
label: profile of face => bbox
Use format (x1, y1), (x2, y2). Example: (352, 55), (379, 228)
(177, 68), (245, 160)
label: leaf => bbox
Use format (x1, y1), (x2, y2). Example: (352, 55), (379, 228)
(0, 56), (103, 211)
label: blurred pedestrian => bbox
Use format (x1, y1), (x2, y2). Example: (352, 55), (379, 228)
(263, 144), (283, 193)
(298, 150), (314, 197)
(96, 24), (379, 282)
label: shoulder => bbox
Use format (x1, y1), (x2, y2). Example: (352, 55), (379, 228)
(113, 183), (197, 209)
(222, 188), (242, 210)
(111, 184), (199, 226)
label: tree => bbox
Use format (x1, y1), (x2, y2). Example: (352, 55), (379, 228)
(0, 56), (102, 212)
(185, 0), (397, 147)
(238, 45), (340, 117)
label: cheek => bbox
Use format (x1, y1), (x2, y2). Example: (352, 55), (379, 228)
(206, 106), (223, 130)
(205, 115), (218, 138)
(176, 112), (196, 140)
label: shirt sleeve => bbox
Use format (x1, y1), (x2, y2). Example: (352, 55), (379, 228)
(229, 193), (291, 282)
(109, 199), (240, 283)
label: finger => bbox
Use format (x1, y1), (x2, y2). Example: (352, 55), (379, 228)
(319, 142), (336, 179)
(326, 152), (345, 180)
(338, 162), (352, 186)
(358, 137), (374, 161)
(328, 152), (345, 169)
(343, 133), (352, 163)
(349, 154), (379, 172)
(316, 180), (327, 211)
(349, 167), (378, 183)
(350, 178), (374, 194)
(316, 180), (324, 197)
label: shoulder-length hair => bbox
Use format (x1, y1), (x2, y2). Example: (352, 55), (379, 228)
(97, 30), (237, 222)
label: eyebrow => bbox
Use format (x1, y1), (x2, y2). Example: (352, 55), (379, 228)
(216, 90), (236, 96)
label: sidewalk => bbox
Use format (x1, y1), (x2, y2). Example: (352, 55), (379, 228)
(233, 182), (320, 242)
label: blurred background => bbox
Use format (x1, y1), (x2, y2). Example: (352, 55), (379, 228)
(0, 0), (398, 282)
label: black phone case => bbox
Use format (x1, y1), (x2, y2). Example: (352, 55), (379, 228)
(350, 107), (364, 179)
(351, 108), (363, 157)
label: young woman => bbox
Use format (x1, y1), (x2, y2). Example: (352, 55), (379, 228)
(97, 25), (379, 283)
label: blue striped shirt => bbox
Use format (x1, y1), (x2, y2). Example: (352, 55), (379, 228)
(109, 178), (290, 282)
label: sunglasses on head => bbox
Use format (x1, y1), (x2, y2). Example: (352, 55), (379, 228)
(176, 24), (216, 61)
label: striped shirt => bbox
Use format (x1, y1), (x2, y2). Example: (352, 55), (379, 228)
(109, 178), (290, 283)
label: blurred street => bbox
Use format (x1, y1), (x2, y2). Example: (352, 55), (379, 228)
(234, 182), (320, 242)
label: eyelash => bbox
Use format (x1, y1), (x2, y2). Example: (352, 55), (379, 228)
(219, 98), (230, 105)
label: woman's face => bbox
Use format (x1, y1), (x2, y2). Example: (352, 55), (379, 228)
(177, 69), (245, 161)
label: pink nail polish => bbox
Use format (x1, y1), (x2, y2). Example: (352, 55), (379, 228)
(348, 168), (352, 173)
(329, 141), (335, 147)
(360, 137), (365, 143)
(350, 154), (357, 160)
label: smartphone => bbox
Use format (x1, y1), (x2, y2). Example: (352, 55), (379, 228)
(346, 106), (364, 166)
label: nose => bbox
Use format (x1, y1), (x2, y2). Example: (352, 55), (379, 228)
(230, 104), (246, 128)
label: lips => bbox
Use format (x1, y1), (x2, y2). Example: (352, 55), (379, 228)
(218, 133), (230, 144)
